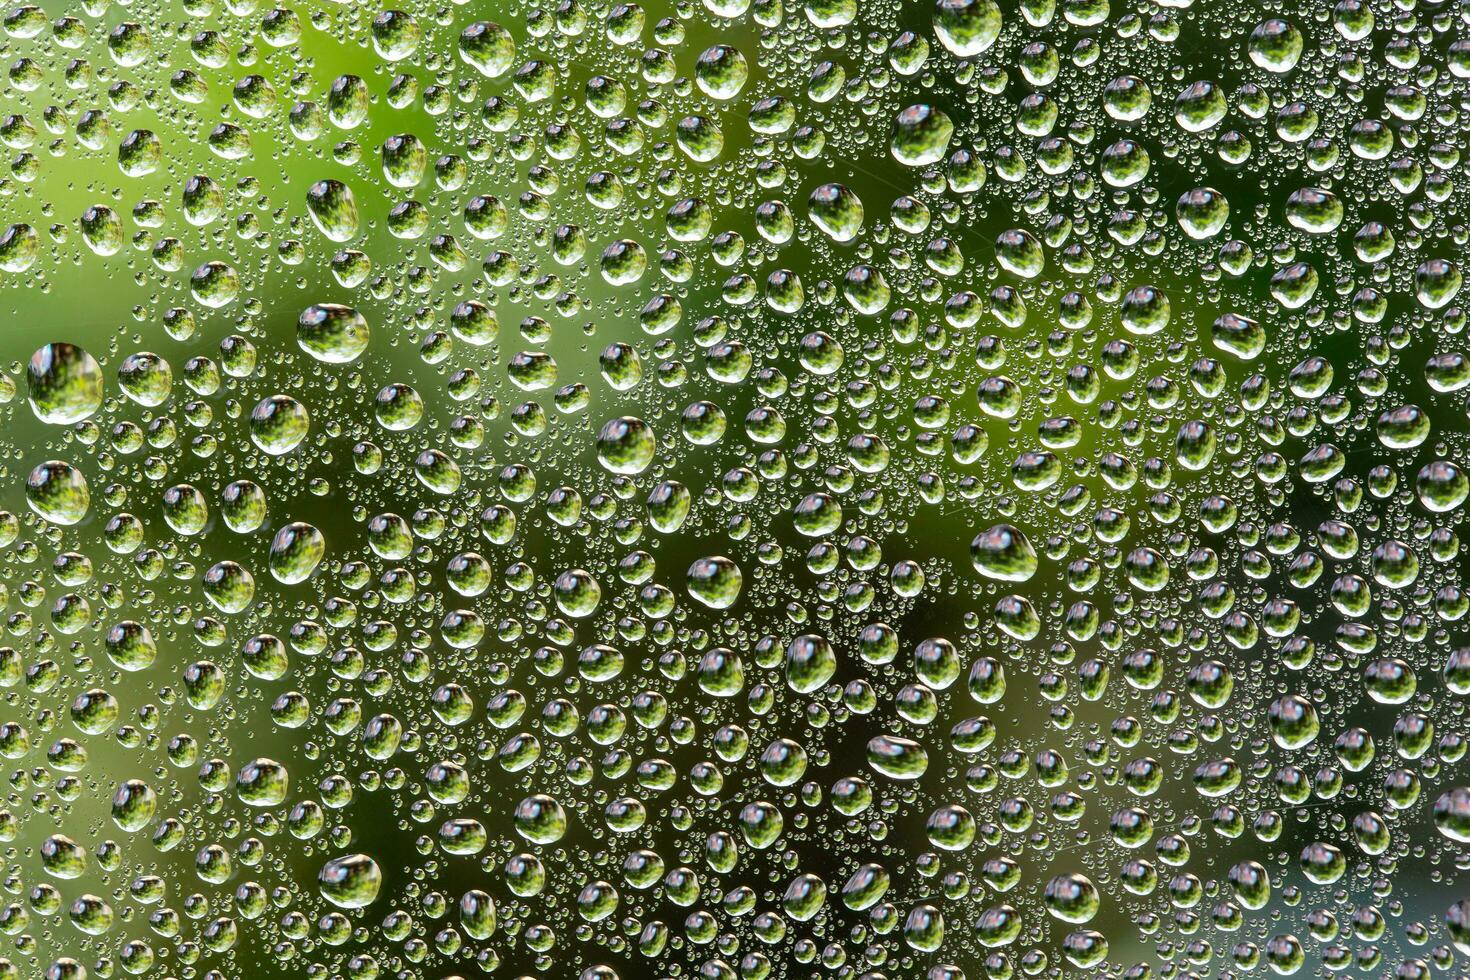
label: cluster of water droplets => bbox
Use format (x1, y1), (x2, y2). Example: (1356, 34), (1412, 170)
(2, 0), (1470, 978)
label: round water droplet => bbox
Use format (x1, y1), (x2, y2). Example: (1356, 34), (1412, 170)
(26, 460), (89, 525)
(250, 395), (310, 455)
(933, 0), (1002, 57)
(298, 304), (370, 364)
(318, 853), (382, 909)
(596, 416), (656, 474)
(28, 343), (103, 424)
